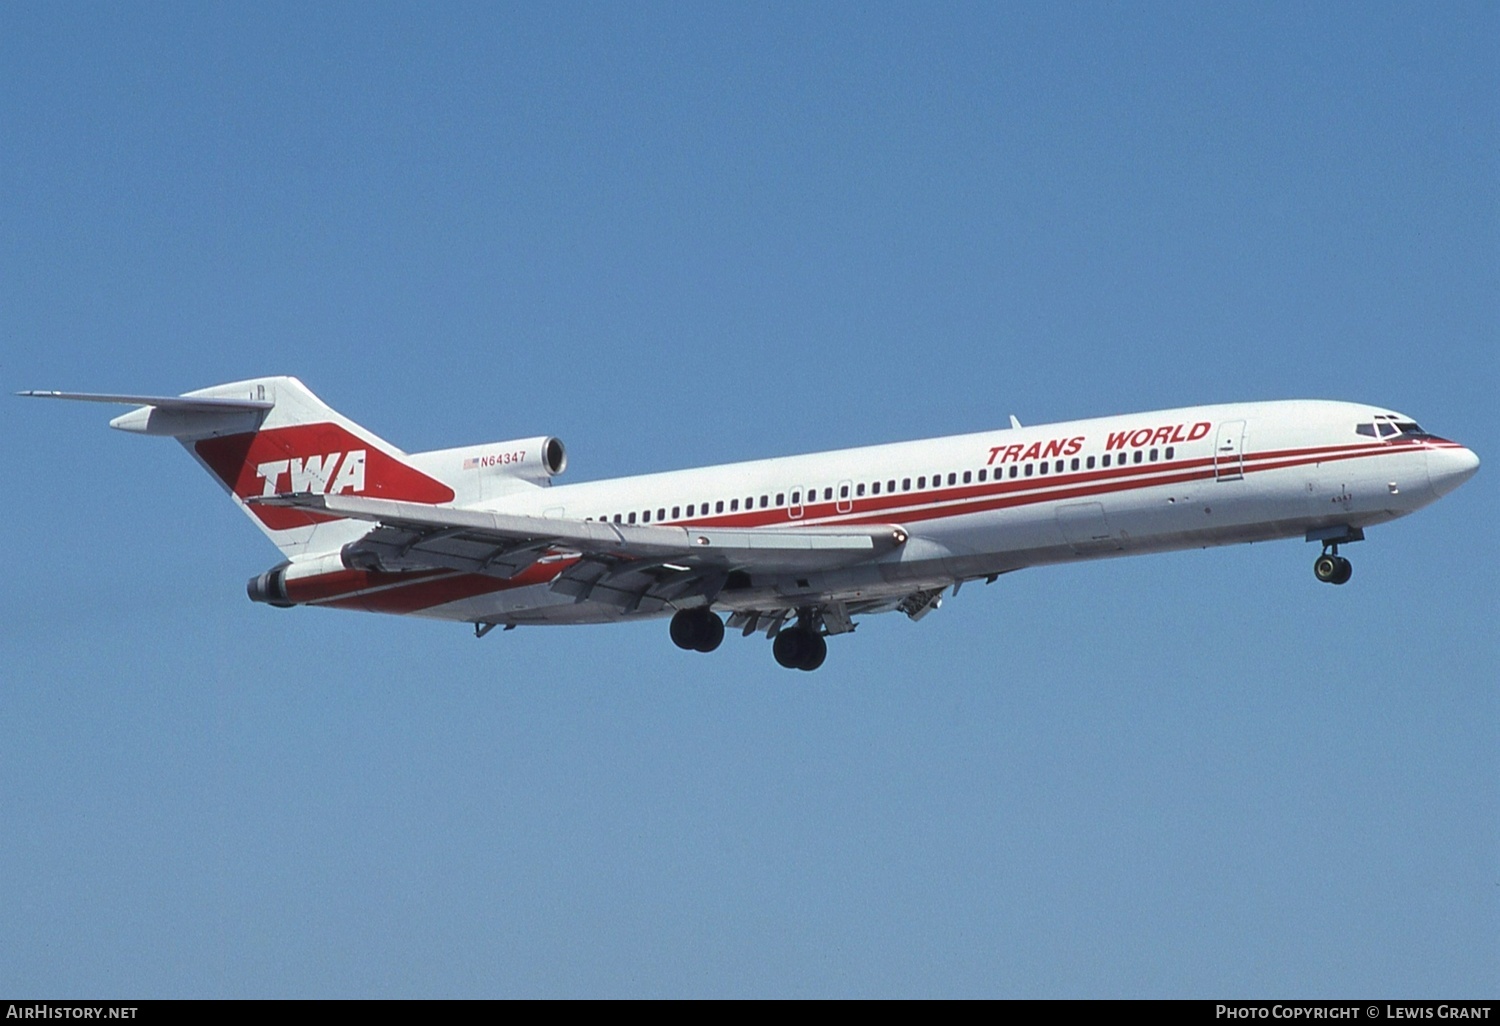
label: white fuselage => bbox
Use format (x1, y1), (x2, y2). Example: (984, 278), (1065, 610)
(294, 399), (1474, 625)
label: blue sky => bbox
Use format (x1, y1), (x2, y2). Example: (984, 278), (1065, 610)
(3, 3), (1495, 997)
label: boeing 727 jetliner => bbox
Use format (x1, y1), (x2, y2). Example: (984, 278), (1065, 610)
(23, 377), (1479, 670)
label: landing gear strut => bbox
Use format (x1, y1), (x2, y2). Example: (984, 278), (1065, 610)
(669, 608), (725, 652)
(1313, 545), (1353, 585)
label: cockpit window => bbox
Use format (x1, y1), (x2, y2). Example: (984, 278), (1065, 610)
(1357, 415), (1428, 439)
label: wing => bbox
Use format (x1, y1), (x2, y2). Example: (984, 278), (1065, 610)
(254, 493), (908, 614)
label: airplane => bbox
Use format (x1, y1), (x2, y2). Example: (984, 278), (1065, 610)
(21, 376), (1479, 671)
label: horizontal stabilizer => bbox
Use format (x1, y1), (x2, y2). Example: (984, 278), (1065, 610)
(18, 390), (274, 412)
(21, 389), (276, 438)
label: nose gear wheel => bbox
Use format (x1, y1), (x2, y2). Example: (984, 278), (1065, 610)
(1313, 548), (1353, 585)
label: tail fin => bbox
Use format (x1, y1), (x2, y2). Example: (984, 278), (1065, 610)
(30, 376), (454, 559)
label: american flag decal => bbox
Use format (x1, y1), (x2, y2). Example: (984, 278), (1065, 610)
(462, 457), (480, 470)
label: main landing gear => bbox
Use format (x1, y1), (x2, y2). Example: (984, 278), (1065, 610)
(669, 608), (725, 653)
(672, 609), (828, 672)
(669, 607), (828, 671)
(771, 625), (827, 672)
(1313, 546), (1353, 585)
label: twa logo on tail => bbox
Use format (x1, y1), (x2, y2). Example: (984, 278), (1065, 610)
(195, 424), (453, 530)
(255, 450), (366, 496)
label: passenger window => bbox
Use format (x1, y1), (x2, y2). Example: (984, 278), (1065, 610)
(1071, 458), (1080, 471)
(776, 493), (784, 506)
(839, 484), (849, 498)
(628, 512), (637, 524)
(1039, 462), (1048, 475)
(887, 480), (896, 492)
(824, 488), (833, 501)
(672, 506), (680, 518)
(1087, 456), (1096, 469)
(757, 496), (765, 508)
(716, 501), (724, 513)
(730, 499), (739, 512)
(658, 508), (665, 520)
(872, 481), (881, 494)
(1024, 464), (1033, 477)
(902, 478), (911, 491)
(918, 476), (926, 488)
(1164, 447), (1174, 459)
(963, 471), (972, 484)
(1133, 451), (1143, 464)
(947, 473), (957, 486)
(643, 510), (651, 522)
(1102, 454), (1111, 467)
(791, 491), (800, 505)
(1009, 466), (1018, 479)
(1149, 449), (1158, 462)
(856, 483), (865, 496)
(978, 469), (987, 482)
(1055, 460), (1063, 473)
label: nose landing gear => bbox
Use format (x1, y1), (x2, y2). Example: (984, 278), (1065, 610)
(1308, 526), (1362, 586)
(1313, 547), (1353, 585)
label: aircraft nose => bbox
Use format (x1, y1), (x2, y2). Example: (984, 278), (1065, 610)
(1426, 444), (1480, 499)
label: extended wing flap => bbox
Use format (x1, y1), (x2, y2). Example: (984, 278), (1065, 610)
(253, 493), (909, 577)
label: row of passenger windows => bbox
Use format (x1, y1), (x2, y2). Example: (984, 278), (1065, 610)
(586, 447), (1176, 525)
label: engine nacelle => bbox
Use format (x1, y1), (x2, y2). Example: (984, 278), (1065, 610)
(409, 435), (567, 502)
(247, 552), (348, 607)
(247, 564), (294, 607)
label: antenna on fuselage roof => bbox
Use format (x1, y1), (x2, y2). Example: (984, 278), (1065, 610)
(1009, 415), (1022, 429)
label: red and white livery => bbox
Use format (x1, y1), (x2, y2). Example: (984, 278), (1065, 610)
(23, 376), (1479, 670)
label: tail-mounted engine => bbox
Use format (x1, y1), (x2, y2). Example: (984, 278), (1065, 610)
(247, 564), (294, 607)
(246, 552), (346, 608)
(409, 435), (567, 502)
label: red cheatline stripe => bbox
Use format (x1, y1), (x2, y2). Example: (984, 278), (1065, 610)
(288, 438), (1441, 612)
(829, 443), (1424, 531)
(667, 439), (1401, 531)
(306, 559), (568, 612)
(285, 567), (448, 604)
